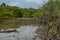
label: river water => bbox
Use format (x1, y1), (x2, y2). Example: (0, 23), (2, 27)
(0, 25), (38, 40)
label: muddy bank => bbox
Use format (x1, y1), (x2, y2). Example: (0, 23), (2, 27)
(0, 18), (39, 29)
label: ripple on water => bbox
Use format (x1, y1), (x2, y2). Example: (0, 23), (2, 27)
(0, 25), (38, 40)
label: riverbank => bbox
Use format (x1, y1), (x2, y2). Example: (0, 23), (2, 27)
(0, 18), (40, 29)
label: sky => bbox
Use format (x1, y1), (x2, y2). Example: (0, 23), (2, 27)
(0, 0), (48, 8)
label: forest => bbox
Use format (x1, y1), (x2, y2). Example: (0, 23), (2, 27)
(0, 2), (39, 20)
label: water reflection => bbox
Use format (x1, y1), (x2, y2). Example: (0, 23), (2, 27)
(0, 25), (37, 40)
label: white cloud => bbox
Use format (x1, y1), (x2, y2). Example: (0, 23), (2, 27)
(0, 0), (48, 8)
(30, 0), (48, 4)
(26, 0), (32, 1)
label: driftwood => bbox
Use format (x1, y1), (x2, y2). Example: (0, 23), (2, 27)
(0, 29), (17, 33)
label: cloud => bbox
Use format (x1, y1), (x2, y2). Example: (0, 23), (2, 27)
(0, 0), (48, 8)
(26, 0), (32, 1)
(31, 0), (48, 4)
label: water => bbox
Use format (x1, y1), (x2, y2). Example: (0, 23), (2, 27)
(0, 25), (38, 40)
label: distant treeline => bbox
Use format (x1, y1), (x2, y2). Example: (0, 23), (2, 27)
(0, 3), (39, 20)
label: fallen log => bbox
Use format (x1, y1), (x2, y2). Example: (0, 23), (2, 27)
(0, 29), (18, 33)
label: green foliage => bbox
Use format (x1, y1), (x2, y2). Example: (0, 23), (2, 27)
(36, 0), (60, 39)
(0, 3), (38, 20)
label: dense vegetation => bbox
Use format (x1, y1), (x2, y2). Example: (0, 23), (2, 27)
(0, 3), (39, 20)
(35, 0), (60, 40)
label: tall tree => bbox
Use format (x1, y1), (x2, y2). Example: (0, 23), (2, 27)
(1, 3), (6, 6)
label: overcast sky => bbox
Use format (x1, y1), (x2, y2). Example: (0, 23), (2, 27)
(0, 0), (48, 8)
